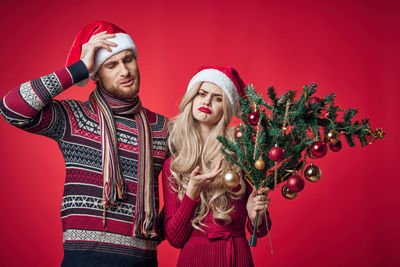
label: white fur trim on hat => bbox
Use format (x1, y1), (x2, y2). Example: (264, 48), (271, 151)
(89, 33), (137, 80)
(186, 69), (240, 111)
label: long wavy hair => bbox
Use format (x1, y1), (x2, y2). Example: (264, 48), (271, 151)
(168, 82), (246, 231)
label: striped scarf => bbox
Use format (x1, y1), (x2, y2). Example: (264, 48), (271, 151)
(89, 86), (157, 238)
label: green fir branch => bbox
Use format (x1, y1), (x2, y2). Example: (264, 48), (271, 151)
(217, 82), (382, 191)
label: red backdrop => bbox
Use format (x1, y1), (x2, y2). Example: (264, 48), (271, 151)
(0, 0), (398, 266)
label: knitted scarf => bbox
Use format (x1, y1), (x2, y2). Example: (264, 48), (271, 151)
(89, 86), (157, 238)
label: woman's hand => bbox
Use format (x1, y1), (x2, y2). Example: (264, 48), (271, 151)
(246, 187), (270, 228)
(186, 158), (223, 200)
(80, 31), (117, 73)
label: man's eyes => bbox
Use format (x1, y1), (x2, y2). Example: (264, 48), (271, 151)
(124, 56), (133, 63)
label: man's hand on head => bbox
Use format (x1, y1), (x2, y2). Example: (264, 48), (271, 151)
(80, 31), (117, 73)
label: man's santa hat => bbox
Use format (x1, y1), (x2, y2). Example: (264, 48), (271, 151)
(186, 66), (247, 117)
(66, 21), (137, 86)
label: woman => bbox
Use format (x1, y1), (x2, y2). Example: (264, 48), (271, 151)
(162, 66), (271, 267)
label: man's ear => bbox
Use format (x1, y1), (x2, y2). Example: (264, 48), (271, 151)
(93, 73), (99, 81)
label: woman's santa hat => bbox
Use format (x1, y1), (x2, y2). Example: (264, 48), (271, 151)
(66, 21), (137, 86)
(187, 66), (247, 117)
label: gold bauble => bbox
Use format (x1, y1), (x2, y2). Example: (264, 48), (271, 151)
(223, 170), (240, 187)
(304, 163), (322, 182)
(326, 130), (340, 144)
(254, 159), (265, 170)
(281, 184), (298, 199)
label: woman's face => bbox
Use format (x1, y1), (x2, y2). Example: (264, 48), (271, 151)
(191, 82), (225, 126)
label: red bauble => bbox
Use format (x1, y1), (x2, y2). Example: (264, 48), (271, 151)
(268, 146), (284, 161)
(308, 96), (322, 106)
(247, 112), (260, 125)
(286, 174), (305, 193)
(329, 140), (342, 152)
(234, 127), (243, 139)
(309, 141), (328, 158)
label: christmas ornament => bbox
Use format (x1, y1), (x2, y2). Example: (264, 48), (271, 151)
(329, 140), (342, 152)
(307, 148), (317, 159)
(234, 127), (243, 139)
(215, 82), (385, 247)
(286, 174), (305, 193)
(326, 130), (340, 144)
(268, 146), (284, 162)
(365, 128), (385, 144)
(304, 163), (322, 182)
(254, 159), (265, 170)
(281, 184), (298, 199)
(309, 141), (328, 158)
(307, 96), (322, 106)
(247, 112), (260, 125)
(223, 170), (240, 187)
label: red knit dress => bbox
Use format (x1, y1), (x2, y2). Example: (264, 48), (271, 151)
(162, 157), (271, 267)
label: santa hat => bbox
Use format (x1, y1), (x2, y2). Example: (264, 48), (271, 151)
(66, 21), (137, 87)
(186, 66), (246, 117)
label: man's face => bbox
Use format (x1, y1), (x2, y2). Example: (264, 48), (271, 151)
(96, 49), (140, 100)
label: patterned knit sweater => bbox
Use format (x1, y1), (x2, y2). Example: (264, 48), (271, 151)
(0, 61), (169, 265)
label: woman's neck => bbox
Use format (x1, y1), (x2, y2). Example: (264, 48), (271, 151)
(198, 123), (213, 144)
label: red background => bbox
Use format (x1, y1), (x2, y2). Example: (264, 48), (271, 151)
(0, 0), (398, 266)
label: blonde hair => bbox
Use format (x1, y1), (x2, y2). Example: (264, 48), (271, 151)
(168, 82), (246, 231)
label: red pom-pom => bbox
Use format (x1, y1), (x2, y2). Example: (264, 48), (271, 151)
(268, 146), (284, 162)
(286, 174), (305, 193)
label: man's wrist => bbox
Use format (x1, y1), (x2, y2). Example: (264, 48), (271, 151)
(67, 60), (89, 84)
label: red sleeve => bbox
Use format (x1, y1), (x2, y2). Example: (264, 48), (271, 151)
(246, 211), (272, 238)
(244, 176), (272, 238)
(162, 158), (200, 248)
(0, 61), (88, 140)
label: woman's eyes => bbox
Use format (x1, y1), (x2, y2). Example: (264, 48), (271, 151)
(197, 92), (222, 102)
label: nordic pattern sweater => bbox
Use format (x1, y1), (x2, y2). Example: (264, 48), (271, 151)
(0, 61), (169, 265)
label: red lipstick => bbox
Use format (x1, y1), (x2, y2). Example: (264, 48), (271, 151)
(199, 107), (211, 114)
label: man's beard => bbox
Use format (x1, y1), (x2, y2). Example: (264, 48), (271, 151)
(98, 77), (140, 101)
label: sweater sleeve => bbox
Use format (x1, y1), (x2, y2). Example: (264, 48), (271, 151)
(0, 61), (88, 140)
(244, 177), (272, 238)
(162, 158), (199, 248)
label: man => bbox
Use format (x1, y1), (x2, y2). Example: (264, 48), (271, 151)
(0, 21), (169, 267)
